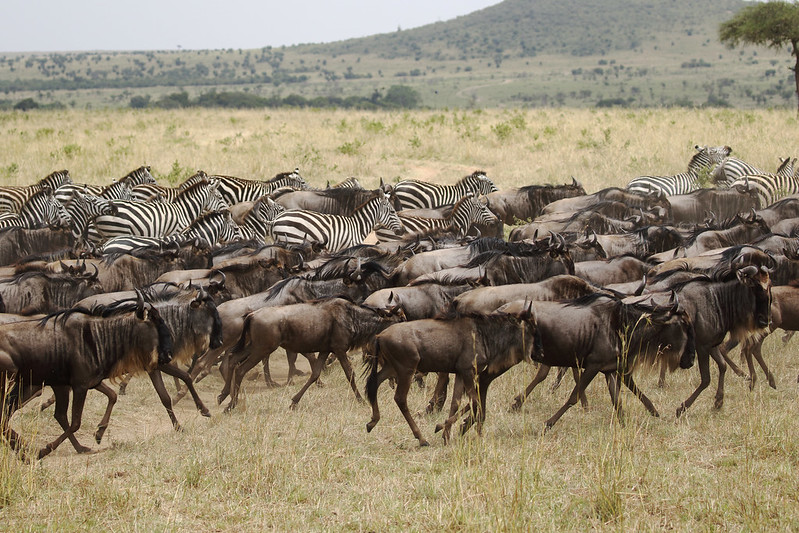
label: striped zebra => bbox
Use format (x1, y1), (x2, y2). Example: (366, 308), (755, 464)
(208, 168), (307, 206)
(0, 170), (73, 213)
(626, 145), (732, 196)
(375, 194), (499, 242)
(130, 170), (210, 202)
(325, 177), (363, 190)
(93, 180), (229, 241)
(729, 156), (798, 208)
(238, 195), (286, 242)
(270, 191), (403, 252)
(55, 166), (155, 205)
(64, 191), (116, 247)
(0, 188), (72, 229)
(101, 210), (243, 255)
(711, 156), (770, 188)
(392, 171), (499, 210)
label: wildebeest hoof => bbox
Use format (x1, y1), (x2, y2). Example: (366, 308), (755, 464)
(418, 439), (430, 447)
(289, 401), (299, 410)
(95, 426), (108, 444)
(713, 398), (724, 410)
(509, 399), (523, 412)
(216, 394), (225, 405)
(434, 423), (444, 433)
(366, 420), (377, 433)
(200, 409), (211, 417)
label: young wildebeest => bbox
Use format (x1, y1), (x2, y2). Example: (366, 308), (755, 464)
(0, 297), (173, 460)
(509, 292), (696, 429)
(365, 305), (542, 446)
(223, 297), (406, 412)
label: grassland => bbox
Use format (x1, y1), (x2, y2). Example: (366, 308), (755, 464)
(1, 107), (799, 531)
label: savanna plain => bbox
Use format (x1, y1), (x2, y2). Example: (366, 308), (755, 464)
(1, 107), (799, 531)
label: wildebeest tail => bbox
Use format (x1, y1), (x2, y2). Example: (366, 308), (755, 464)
(364, 338), (381, 405)
(232, 313), (253, 354)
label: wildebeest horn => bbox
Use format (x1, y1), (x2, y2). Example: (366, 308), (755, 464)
(633, 275), (646, 296)
(209, 270), (226, 289)
(134, 288), (146, 318)
(85, 262), (99, 281)
(571, 176), (581, 188)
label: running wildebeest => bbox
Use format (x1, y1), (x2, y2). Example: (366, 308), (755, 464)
(365, 304), (542, 446)
(0, 295), (173, 460)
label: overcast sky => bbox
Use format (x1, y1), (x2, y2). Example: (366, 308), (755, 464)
(1, 1), (502, 53)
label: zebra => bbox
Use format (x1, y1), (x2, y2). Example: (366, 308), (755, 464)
(269, 191), (403, 252)
(325, 177), (364, 190)
(392, 171), (499, 210)
(55, 165), (155, 205)
(101, 209), (243, 255)
(0, 170), (73, 213)
(93, 179), (229, 242)
(208, 168), (307, 206)
(626, 145), (732, 196)
(130, 170), (210, 202)
(64, 191), (116, 248)
(238, 195), (286, 242)
(729, 156), (798, 208)
(375, 194), (499, 242)
(711, 156), (770, 188)
(0, 188), (72, 230)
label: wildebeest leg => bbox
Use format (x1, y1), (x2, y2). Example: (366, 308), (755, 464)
(159, 363), (210, 417)
(39, 392), (56, 412)
(619, 372), (659, 417)
(425, 372), (449, 414)
(148, 370), (181, 430)
(434, 375), (466, 443)
(605, 372), (624, 423)
(117, 373), (132, 396)
(93, 381), (118, 444)
(677, 349), (711, 418)
(718, 338), (748, 380)
(544, 367), (599, 430)
(783, 330), (795, 344)
(710, 346), (727, 410)
(551, 366), (568, 391)
(394, 370), (429, 447)
(657, 362), (667, 388)
(285, 350), (307, 384)
(173, 346), (222, 404)
(365, 366), (395, 434)
(39, 386), (91, 459)
(749, 336), (776, 389)
(224, 348), (272, 412)
(259, 351), (281, 388)
(1, 381), (41, 454)
(290, 352), (332, 409)
(334, 351), (363, 403)
(510, 364), (551, 411)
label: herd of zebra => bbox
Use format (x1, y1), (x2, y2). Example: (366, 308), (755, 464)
(1, 143), (798, 457)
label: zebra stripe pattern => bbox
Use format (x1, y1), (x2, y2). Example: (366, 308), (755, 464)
(375, 194), (499, 242)
(710, 157), (769, 188)
(101, 209), (243, 254)
(209, 168), (307, 205)
(130, 170), (209, 202)
(0, 170), (72, 213)
(270, 191), (402, 252)
(94, 180), (229, 241)
(392, 171), (499, 210)
(729, 157), (798, 208)
(56, 166), (155, 205)
(238, 196), (286, 242)
(626, 145), (732, 196)
(64, 191), (116, 246)
(0, 188), (72, 229)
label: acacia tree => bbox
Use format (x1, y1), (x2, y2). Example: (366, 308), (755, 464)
(719, 1), (799, 112)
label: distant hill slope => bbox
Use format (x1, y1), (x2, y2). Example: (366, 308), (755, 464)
(308, 0), (750, 58)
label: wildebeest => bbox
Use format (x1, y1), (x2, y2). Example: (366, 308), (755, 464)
(0, 266), (103, 315)
(365, 305), (542, 446)
(362, 282), (473, 321)
(222, 297), (406, 411)
(667, 183), (761, 225)
(540, 186), (672, 220)
(0, 295), (173, 460)
(484, 178), (586, 224)
(508, 292), (696, 428)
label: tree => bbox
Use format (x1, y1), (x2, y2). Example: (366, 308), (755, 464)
(382, 85), (421, 109)
(719, 1), (799, 113)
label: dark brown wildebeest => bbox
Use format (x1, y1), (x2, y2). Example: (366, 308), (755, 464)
(222, 297), (406, 411)
(540, 186), (672, 220)
(0, 266), (103, 315)
(0, 226), (75, 267)
(656, 265), (772, 416)
(591, 226), (685, 260)
(484, 178), (586, 224)
(0, 296), (173, 460)
(668, 183), (760, 225)
(679, 209), (770, 257)
(507, 292), (696, 428)
(73, 283), (223, 439)
(365, 305), (542, 446)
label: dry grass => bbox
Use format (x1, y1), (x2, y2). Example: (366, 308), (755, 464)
(1, 107), (799, 531)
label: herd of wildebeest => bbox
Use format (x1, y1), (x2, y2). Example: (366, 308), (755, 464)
(1, 142), (798, 459)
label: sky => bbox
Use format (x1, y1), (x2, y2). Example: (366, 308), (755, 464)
(1, 1), (503, 53)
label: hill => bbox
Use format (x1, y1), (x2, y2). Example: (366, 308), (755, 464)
(0, 0), (793, 110)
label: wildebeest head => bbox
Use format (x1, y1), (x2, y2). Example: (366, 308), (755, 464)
(191, 287), (224, 349)
(736, 264), (772, 329)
